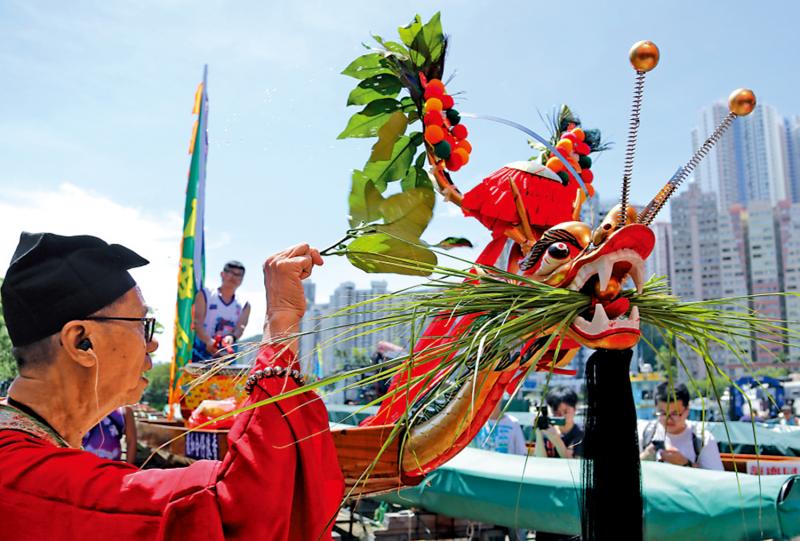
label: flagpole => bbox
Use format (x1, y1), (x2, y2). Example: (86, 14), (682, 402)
(167, 66), (209, 419)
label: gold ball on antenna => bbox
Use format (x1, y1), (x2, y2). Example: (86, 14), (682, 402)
(728, 88), (756, 116)
(629, 41), (660, 72)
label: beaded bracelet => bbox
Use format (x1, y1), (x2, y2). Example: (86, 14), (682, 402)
(245, 365), (306, 394)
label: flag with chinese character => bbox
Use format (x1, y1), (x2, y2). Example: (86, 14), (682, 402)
(168, 66), (208, 414)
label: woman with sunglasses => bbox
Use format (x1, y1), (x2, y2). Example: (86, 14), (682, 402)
(0, 232), (343, 540)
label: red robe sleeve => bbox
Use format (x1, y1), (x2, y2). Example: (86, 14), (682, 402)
(0, 345), (344, 541)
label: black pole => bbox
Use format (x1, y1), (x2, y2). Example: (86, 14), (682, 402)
(581, 348), (643, 541)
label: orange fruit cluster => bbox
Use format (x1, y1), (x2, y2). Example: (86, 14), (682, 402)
(544, 125), (594, 185)
(421, 78), (471, 172)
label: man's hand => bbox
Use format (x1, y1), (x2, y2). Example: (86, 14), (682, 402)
(660, 448), (690, 466)
(263, 243), (323, 340)
(206, 339), (219, 355)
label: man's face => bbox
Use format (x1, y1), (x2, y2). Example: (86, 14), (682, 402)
(90, 287), (158, 407)
(552, 402), (576, 424)
(655, 400), (688, 434)
(221, 267), (244, 290)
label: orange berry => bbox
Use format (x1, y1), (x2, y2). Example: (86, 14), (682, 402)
(555, 139), (574, 154)
(425, 98), (443, 113)
(457, 139), (472, 153)
(572, 128), (585, 141)
(424, 125), (445, 145)
(546, 156), (565, 173)
(453, 147), (470, 165)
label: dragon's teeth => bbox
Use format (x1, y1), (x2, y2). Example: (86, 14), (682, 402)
(597, 260), (612, 291)
(630, 261), (645, 294)
(592, 303), (609, 328)
(630, 305), (640, 321)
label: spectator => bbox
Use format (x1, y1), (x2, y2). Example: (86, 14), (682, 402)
(545, 387), (584, 458)
(473, 401), (527, 456)
(192, 261), (251, 362)
(639, 382), (723, 470)
(82, 406), (137, 464)
(779, 403), (798, 426)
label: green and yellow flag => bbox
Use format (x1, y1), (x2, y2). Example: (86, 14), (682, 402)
(168, 66), (209, 415)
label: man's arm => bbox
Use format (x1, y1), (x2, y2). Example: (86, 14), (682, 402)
(193, 290), (217, 354)
(233, 303), (250, 340)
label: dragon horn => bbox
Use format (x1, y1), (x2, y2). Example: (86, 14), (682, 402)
(637, 88), (757, 226)
(618, 40), (660, 227)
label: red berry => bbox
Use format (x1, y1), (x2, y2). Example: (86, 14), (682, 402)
(576, 142), (591, 155)
(580, 169), (594, 183)
(424, 110), (444, 126)
(440, 94), (454, 109)
(452, 124), (468, 140)
(424, 84), (445, 101)
(426, 79), (445, 93)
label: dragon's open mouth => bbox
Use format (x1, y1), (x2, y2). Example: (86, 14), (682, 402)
(567, 249), (645, 339)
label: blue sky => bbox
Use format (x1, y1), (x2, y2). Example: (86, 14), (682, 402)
(1, 1), (798, 359)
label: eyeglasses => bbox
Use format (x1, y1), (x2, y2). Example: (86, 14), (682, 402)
(655, 410), (685, 420)
(85, 317), (157, 342)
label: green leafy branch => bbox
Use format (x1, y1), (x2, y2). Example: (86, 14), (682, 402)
(336, 13), (451, 276)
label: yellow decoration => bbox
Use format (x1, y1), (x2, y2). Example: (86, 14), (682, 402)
(629, 40), (660, 72)
(728, 88), (757, 116)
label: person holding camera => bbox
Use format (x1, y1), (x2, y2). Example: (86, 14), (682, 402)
(544, 387), (584, 458)
(639, 382), (723, 470)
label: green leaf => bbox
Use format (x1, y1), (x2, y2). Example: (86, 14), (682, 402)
(364, 134), (418, 187)
(346, 233), (437, 276)
(373, 34), (409, 55)
(348, 170), (385, 228)
(433, 236), (474, 250)
(422, 12), (444, 62)
(397, 15), (423, 48)
(341, 53), (394, 80)
(347, 74), (402, 106)
(369, 111), (408, 162)
(401, 152), (433, 191)
(377, 187), (435, 240)
(338, 99), (402, 139)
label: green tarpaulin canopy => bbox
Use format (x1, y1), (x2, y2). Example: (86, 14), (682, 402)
(378, 448), (800, 540)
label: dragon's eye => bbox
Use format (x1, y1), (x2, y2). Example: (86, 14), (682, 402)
(547, 242), (570, 260)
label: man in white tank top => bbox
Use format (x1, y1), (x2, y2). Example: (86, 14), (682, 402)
(191, 260), (251, 362)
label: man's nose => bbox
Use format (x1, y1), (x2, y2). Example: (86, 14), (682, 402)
(147, 338), (159, 354)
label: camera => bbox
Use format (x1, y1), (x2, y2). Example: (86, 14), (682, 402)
(535, 406), (566, 430)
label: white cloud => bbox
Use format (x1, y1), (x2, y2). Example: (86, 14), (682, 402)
(0, 183), (184, 363)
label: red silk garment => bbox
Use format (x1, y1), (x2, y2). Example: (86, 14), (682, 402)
(0, 345), (344, 541)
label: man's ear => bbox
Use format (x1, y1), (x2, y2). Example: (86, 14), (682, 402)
(61, 321), (97, 368)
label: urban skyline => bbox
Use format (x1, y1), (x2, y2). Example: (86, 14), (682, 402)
(299, 96), (800, 384)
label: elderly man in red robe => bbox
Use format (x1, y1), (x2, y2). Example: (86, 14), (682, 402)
(0, 232), (344, 540)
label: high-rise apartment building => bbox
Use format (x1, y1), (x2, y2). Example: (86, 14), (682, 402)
(298, 280), (412, 386)
(786, 116), (800, 204)
(742, 201), (784, 365)
(776, 201), (800, 363)
(693, 102), (790, 207)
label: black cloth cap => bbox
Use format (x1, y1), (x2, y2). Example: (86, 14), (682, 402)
(1, 232), (149, 347)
